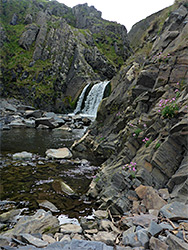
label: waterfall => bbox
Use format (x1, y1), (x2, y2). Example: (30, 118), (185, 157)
(76, 80), (109, 117)
(74, 83), (90, 115)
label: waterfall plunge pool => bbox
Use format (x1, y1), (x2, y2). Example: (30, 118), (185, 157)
(0, 128), (98, 218)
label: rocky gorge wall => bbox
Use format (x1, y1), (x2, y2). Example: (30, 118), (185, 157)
(0, 0), (131, 112)
(72, 1), (188, 214)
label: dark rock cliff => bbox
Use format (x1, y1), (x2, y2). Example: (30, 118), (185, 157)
(0, 0), (131, 112)
(73, 1), (188, 214)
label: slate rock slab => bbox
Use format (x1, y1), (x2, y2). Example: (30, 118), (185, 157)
(160, 202), (188, 220)
(166, 233), (188, 250)
(149, 236), (168, 250)
(20, 234), (48, 248)
(3, 209), (59, 236)
(148, 221), (163, 236)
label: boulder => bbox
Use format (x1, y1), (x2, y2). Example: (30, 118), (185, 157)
(9, 119), (26, 128)
(160, 202), (188, 220)
(38, 200), (59, 213)
(52, 180), (75, 195)
(25, 110), (43, 118)
(93, 231), (117, 246)
(12, 152), (33, 160)
(166, 233), (188, 250)
(149, 237), (168, 250)
(148, 221), (163, 236)
(3, 209), (59, 236)
(135, 185), (167, 210)
(124, 214), (158, 228)
(94, 210), (108, 219)
(20, 234), (48, 248)
(35, 117), (57, 129)
(0, 209), (21, 223)
(46, 148), (72, 159)
(60, 224), (82, 234)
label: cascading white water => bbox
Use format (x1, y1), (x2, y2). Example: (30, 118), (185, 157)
(74, 83), (90, 115)
(81, 80), (110, 117)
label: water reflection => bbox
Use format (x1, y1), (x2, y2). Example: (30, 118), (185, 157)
(0, 128), (97, 218)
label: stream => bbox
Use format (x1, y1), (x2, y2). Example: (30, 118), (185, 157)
(0, 128), (98, 218)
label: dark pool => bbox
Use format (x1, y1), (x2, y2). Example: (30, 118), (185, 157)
(0, 128), (97, 218)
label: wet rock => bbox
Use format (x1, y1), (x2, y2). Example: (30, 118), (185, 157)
(12, 152), (32, 160)
(93, 231), (117, 245)
(24, 119), (35, 128)
(60, 224), (82, 234)
(46, 148), (72, 159)
(166, 233), (188, 250)
(55, 125), (72, 131)
(160, 202), (188, 220)
(1, 100), (17, 112)
(3, 209), (59, 235)
(135, 185), (167, 210)
(149, 237), (168, 250)
(37, 124), (50, 129)
(20, 234), (48, 248)
(35, 117), (57, 129)
(17, 105), (35, 111)
(25, 110), (43, 119)
(148, 221), (163, 236)
(52, 180), (75, 195)
(0, 209), (21, 223)
(9, 119), (26, 128)
(38, 200), (59, 213)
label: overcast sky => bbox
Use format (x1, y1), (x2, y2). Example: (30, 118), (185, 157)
(58, 0), (174, 31)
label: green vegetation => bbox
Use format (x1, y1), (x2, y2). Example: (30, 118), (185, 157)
(93, 32), (124, 67)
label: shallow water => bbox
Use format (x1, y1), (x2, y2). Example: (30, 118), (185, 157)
(0, 128), (97, 218)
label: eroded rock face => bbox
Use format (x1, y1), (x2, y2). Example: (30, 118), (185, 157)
(85, 1), (188, 214)
(1, 0), (131, 112)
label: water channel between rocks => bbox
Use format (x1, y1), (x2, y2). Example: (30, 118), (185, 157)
(0, 127), (98, 218)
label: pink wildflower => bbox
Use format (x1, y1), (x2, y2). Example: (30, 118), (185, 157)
(175, 89), (179, 93)
(132, 167), (136, 172)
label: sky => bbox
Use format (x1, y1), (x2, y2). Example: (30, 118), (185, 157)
(57, 0), (175, 31)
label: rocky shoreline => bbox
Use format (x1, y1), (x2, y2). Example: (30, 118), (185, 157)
(0, 187), (188, 249)
(0, 98), (92, 132)
(1, 98), (188, 249)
